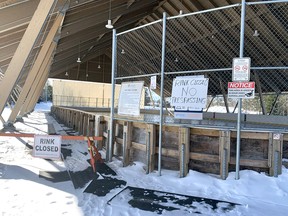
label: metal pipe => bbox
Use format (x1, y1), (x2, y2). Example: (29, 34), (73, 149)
(158, 12), (167, 176)
(247, 0), (288, 5)
(109, 29), (117, 162)
(115, 72), (161, 80)
(235, 0), (246, 180)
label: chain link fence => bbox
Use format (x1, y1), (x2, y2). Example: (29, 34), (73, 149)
(113, 1), (288, 123)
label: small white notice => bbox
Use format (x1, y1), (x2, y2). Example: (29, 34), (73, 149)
(118, 81), (144, 116)
(33, 135), (61, 159)
(228, 82), (255, 99)
(150, 75), (157, 90)
(232, 57), (251, 81)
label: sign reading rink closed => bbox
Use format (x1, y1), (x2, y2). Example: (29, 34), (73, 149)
(33, 135), (61, 159)
(118, 81), (144, 116)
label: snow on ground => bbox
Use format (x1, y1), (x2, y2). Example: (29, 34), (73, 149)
(1, 103), (288, 216)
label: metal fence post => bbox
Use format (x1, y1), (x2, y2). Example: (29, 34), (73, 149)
(109, 29), (117, 162)
(158, 12), (167, 176)
(235, 0), (246, 180)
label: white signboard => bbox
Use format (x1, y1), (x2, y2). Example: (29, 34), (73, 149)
(118, 81), (144, 116)
(171, 76), (209, 119)
(150, 75), (157, 90)
(232, 57), (251, 81)
(228, 82), (255, 99)
(33, 135), (61, 159)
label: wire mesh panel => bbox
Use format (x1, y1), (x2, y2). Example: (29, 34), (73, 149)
(116, 21), (163, 81)
(114, 1), (288, 124)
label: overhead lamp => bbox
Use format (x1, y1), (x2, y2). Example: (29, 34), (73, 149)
(105, 0), (113, 29)
(86, 73), (89, 77)
(179, 10), (183, 15)
(77, 41), (81, 63)
(106, 20), (113, 29)
(174, 57), (179, 62)
(121, 49), (125, 54)
(253, 30), (259, 37)
(65, 71), (69, 76)
(98, 64), (101, 69)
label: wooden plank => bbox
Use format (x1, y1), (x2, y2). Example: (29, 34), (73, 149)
(179, 127), (190, 177)
(190, 152), (219, 163)
(0, 0), (56, 115)
(191, 128), (220, 137)
(231, 131), (269, 140)
(123, 121), (132, 166)
(219, 130), (230, 179)
(146, 124), (156, 173)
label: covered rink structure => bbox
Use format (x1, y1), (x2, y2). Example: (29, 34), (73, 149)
(0, 0), (288, 179)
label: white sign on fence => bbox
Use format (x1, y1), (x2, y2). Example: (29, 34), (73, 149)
(171, 76), (209, 119)
(232, 57), (251, 81)
(228, 81), (255, 99)
(33, 135), (61, 159)
(150, 75), (157, 90)
(118, 81), (144, 116)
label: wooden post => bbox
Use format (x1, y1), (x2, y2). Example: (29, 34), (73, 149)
(268, 133), (283, 177)
(179, 127), (190, 177)
(146, 124), (156, 173)
(94, 115), (104, 149)
(219, 130), (231, 180)
(123, 121), (132, 167)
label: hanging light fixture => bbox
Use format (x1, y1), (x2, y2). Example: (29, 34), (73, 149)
(253, 30), (259, 37)
(174, 57), (179, 62)
(98, 64), (101, 69)
(105, 0), (113, 29)
(121, 49), (125, 54)
(65, 71), (69, 76)
(179, 0), (183, 15)
(77, 41), (81, 63)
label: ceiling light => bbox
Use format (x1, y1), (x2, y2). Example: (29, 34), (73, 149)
(253, 30), (259, 37)
(65, 71), (68, 76)
(179, 10), (183, 15)
(77, 57), (81, 63)
(98, 64), (101, 69)
(121, 49), (125, 54)
(106, 0), (113, 29)
(106, 20), (113, 29)
(174, 57), (179, 62)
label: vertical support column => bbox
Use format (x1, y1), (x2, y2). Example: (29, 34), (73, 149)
(95, 115), (104, 149)
(123, 121), (132, 167)
(108, 29), (117, 162)
(179, 127), (190, 178)
(268, 133), (283, 177)
(219, 130), (231, 180)
(235, 0), (246, 180)
(146, 124), (156, 173)
(158, 12), (167, 176)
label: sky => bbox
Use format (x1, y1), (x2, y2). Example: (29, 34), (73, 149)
(1, 102), (288, 216)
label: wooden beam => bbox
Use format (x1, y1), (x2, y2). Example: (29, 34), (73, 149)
(254, 72), (267, 115)
(7, 13), (65, 123)
(19, 49), (54, 116)
(0, 0), (56, 116)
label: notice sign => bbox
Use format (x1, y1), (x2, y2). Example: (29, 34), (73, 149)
(171, 76), (209, 119)
(150, 75), (157, 90)
(228, 82), (255, 99)
(33, 135), (61, 159)
(118, 81), (144, 116)
(232, 57), (251, 81)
